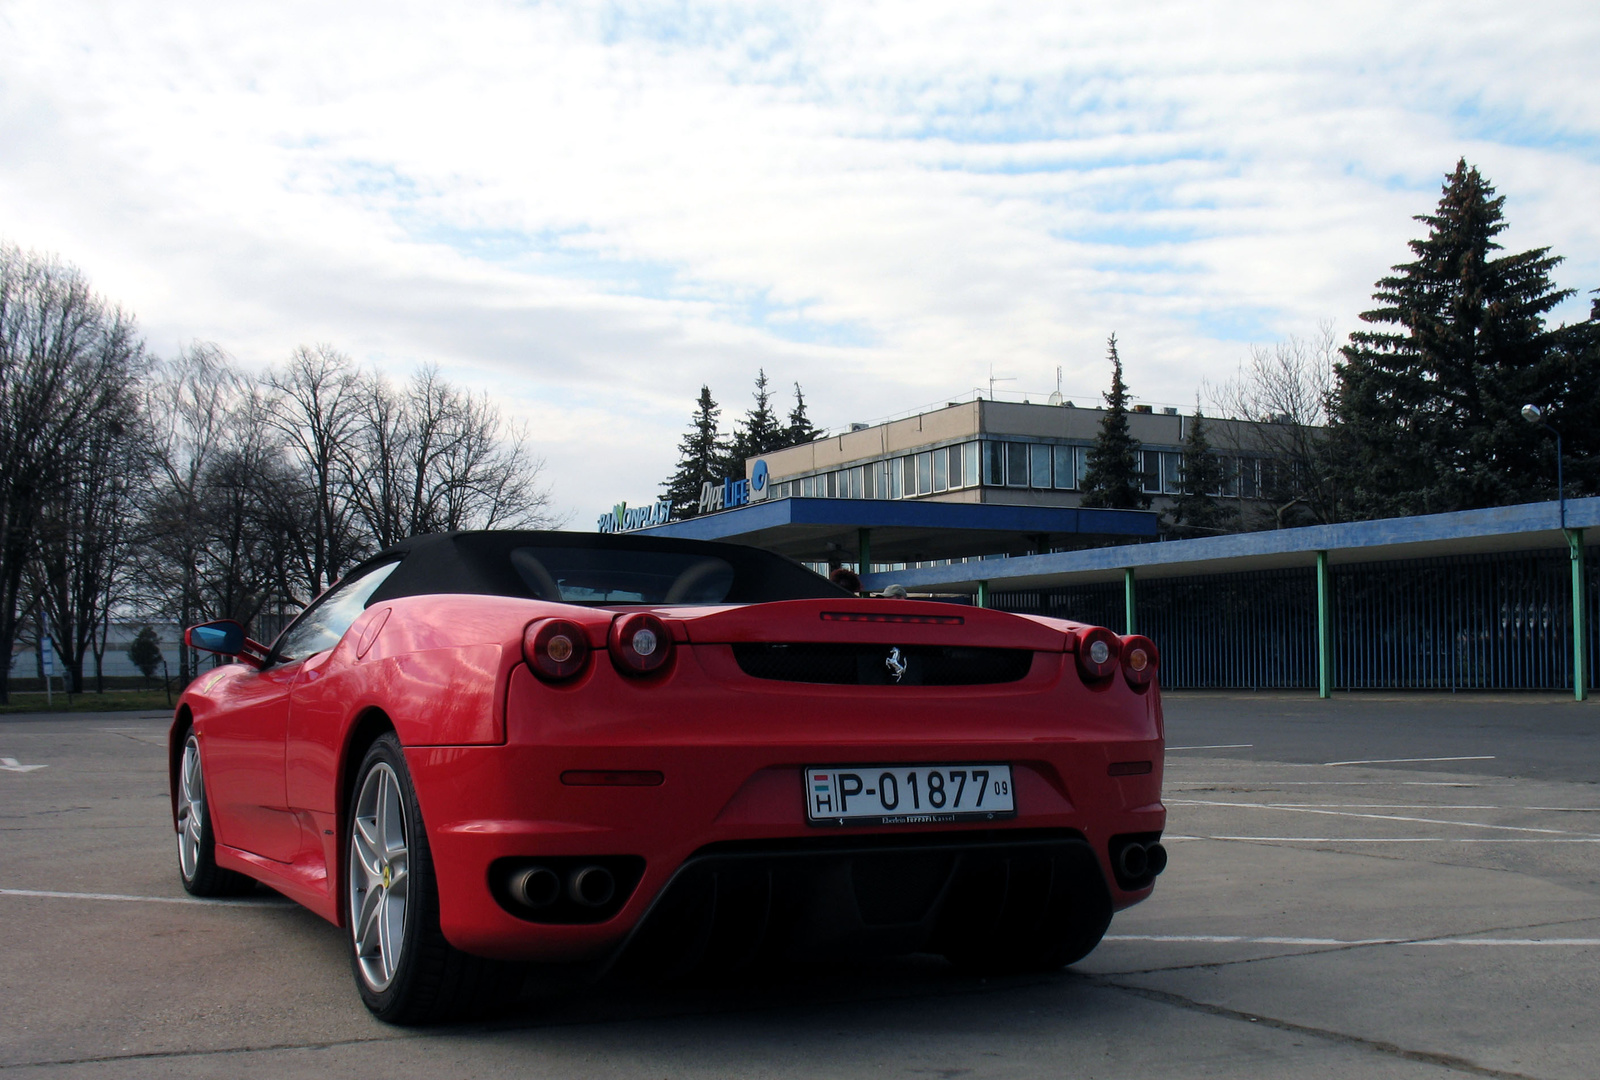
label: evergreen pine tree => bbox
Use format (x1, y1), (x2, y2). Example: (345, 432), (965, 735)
(1172, 404), (1224, 534)
(1330, 159), (1574, 516)
(1080, 335), (1151, 510)
(127, 625), (163, 687)
(1556, 295), (1600, 497)
(785, 382), (818, 447)
(661, 386), (724, 518)
(720, 369), (785, 475)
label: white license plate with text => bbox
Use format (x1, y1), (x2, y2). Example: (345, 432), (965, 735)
(805, 764), (1015, 826)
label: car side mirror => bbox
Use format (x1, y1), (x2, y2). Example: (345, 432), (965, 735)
(187, 620), (244, 654)
(184, 620), (269, 668)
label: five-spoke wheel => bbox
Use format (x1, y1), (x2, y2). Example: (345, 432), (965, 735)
(349, 760), (411, 991)
(175, 733), (254, 897)
(345, 733), (519, 1023)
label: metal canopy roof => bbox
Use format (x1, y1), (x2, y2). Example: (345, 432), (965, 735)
(634, 497), (1159, 564)
(857, 497), (1600, 594)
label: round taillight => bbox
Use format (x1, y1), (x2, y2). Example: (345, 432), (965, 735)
(1075, 626), (1121, 682)
(1121, 635), (1159, 688)
(523, 619), (591, 681)
(609, 612), (673, 676)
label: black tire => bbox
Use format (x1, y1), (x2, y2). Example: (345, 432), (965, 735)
(175, 733), (257, 898)
(346, 733), (521, 1024)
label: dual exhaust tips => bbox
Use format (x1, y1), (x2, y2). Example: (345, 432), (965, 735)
(1116, 840), (1168, 881)
(509, 864), (616, 910)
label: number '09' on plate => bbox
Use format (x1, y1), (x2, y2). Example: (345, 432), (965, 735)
(805, 764), (1015, 826)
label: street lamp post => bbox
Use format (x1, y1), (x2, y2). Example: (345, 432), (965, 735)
(1522, 404), (1586, 702)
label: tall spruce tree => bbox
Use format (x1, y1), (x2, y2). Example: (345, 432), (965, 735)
(1080, 335), (1151, 510)
(1330, 159), (1575, 517)
(1172, 403), (1225, 535)
(785, 382), (818, 447)
(720, 369), (785, 474)
(662, 386), (724, 518)
(1545, 293), (1600, 498)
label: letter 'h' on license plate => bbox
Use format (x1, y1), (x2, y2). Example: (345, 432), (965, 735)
(805, 764), (1015, 826)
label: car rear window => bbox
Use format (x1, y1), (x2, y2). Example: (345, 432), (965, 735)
(510, 547), (736, 604)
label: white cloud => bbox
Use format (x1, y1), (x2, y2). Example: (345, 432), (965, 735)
(1, 0), (1596, 523)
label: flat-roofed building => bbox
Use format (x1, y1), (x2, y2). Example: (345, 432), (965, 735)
(753, 399), (1289, 513)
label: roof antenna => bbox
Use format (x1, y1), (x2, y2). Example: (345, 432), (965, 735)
(1047, 365), (1064, 406)
(986, 362), (1016, 401)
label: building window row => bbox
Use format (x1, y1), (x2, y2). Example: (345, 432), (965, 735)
(1137, 449), (1269, 498)
(981, 441), (1088, 490)
(770, 442), (983, 501)
(768, 441), (1272, 502)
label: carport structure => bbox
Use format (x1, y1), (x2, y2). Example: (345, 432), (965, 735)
(860, 498), (1598, 700)
(636, 496), (1159, 568)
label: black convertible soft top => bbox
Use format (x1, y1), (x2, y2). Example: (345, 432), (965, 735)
(360, 530), (848, 607)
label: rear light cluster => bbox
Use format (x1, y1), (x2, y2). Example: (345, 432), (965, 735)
(523, 613), (675, 683)
(1074, 627), (1159, 690)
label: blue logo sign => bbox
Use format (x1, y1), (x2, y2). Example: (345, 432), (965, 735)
(751, 459), (768, 495)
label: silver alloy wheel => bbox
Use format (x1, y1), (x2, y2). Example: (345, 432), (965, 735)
(176, 735), (205, 881)
(349, 761), (410, 992)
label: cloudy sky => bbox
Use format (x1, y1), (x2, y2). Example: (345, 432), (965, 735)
(3, 0), (1597, 525)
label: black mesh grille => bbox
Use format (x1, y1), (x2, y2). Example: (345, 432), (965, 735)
(731, 643), (1034, 685)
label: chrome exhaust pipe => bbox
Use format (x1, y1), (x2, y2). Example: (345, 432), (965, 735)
(509, 866), (561, 909)
(569, 865), (616, 908)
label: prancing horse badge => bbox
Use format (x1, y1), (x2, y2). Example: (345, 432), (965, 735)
(885, 647), (907, 683)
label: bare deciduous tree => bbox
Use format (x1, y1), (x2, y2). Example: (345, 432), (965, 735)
(30, 385), (143, 693)
(0, 245), (145, 702)
(267, 345), (367, 599)
(348, 366), (561, 547)
(139, 343), (247, 680)
(1207, 323), (1342, 527)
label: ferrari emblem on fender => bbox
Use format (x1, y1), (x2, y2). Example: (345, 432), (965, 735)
(885, 647), (907, 683)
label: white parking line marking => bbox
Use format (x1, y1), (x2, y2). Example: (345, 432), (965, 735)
(0, 757), (48, 773)
(1323, 755), (1496, 766)
(1166, 744), (1254, 751)
(1169, 782), (1486, 788)
(0, 887), (292, 906)
(1179, 802), (1600, 813)
(1166, 835), (1600, 843)
(1167, 799), (1597, 837)
(1106, 934), (1600, 947)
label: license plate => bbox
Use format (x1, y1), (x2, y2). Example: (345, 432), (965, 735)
(805, 764), (1015, 827)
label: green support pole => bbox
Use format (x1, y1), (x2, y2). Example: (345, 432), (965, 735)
(976, 580), (989, 609)
(1316, 550), (1332, 699)
(1123, 568), (1136, 636)
(857, 528), (872, 578)
(1570, 528), (1588, 702)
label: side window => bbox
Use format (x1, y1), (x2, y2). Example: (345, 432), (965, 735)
(272, 561), (400, 663)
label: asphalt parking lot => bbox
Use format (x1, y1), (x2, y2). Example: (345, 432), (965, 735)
(3, 693), (1598, 1079)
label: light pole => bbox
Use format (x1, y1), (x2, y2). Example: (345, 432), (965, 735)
(1523, 403), (1586, 702)
(1521, 404), (1564, 528)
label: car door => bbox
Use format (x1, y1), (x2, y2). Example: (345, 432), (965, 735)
(203, 561), (400, 864)
(201, 660), (303, 862)
(278, 560), (402, 827)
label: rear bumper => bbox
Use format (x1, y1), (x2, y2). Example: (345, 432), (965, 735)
(408, 740), (1164, 963)
(410, 653), (1164, 962)
(613, 829), (1111, 977)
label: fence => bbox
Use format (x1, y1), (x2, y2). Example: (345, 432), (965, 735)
(991, 546), (1599, 692)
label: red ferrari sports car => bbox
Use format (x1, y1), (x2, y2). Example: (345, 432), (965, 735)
(171, 531), (1166, 1024)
